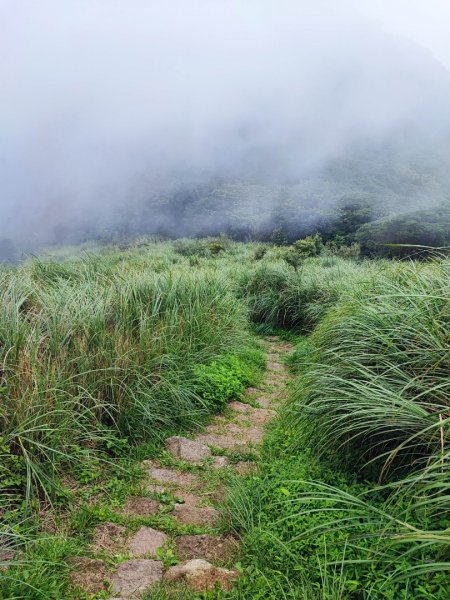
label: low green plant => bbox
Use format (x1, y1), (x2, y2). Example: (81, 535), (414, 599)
(0, 535), (81, 600)
(193, 359), (245, 410)
(192, 345), (265, 411)
(225, 417), (449, 599)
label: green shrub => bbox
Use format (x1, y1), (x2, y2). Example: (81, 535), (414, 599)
(208, 240), (226, 255)
(193, 360), (244, 410)
(355, 203), (450, 258)
(270, 227), (289, 246)
(240, 257), (377, 331)
(284, 337), (315, 373)
(192, 345), (265, 411)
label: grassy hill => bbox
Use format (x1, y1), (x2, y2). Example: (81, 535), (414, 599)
(0, 239), (449, 598)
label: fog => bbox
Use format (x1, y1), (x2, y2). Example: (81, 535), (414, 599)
(1, 0), (450, 249)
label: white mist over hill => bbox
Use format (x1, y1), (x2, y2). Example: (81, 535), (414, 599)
(1, 0), (450, 248)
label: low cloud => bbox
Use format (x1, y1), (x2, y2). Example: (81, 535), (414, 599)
(1, 0), (450, 248)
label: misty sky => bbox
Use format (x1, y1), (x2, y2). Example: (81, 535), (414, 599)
(1, 1), (450, 247)
(357, 1), (450, 70)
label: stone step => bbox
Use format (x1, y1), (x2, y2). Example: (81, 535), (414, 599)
(165, 436), (212, 464)
(128, 527), (167, 558)
(172, 504), (219, 527)
(145, 461), (201, 488)
(110, 559), (164, 598)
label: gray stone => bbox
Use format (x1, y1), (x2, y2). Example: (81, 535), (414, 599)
(110, 559), (163, 597)
(172, 504), (219, 527)
(147, 463), (199, 487)
(128, 527), (167, 557)
(165, 436), (211, 464)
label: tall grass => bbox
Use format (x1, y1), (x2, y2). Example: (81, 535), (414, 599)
(293, 258), (449, 476)
(280, 258), (450, 593)
(224, 251), (449, 597)
(239, 256), (381, 331)
(2, 239), (449, 596)
(0, 253), (248, 505)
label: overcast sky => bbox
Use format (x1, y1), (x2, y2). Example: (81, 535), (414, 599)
(1, 0), (450, 248)
(357, 0), (450, 70)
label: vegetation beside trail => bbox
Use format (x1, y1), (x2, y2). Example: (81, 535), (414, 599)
(0, 242), (264, 598)
(1, 238), (449, 598)
(227, 254), (450, 599)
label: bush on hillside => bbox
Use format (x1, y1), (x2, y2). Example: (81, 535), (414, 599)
(356, 203), (450, 258)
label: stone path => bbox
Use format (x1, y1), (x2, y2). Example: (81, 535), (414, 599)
(70, 337), (291, 598)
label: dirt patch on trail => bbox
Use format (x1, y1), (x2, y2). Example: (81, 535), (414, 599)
(234, 461), (258, 475)
(122, 496), (161, 517)
(90, 522), (126, 553)
(175, 534), (239, 563)
(165, 559), (238, 592)
(69, 557), (109, 595)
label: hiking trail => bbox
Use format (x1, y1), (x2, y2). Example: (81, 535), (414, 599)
(71, 337), (293, 598)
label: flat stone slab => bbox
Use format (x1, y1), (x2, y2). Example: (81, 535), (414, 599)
(146, 463), (200, 487)
(69, 557), (108, 594)
(110, 559), (163, 597)
(173, 490), (205, 506)
(199, 421), (265, 447)
(165, 559), (238, 592)
(165, 436), (211, 464)
(122, 497), (160, 517)
(90, 522), (126, 553)
(175, 534), (238, 563)
(195, 432), (251, 451)
(254, 395), (272, 408)
(172, 504), (219, 527)
(128, 527), (168, 557)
